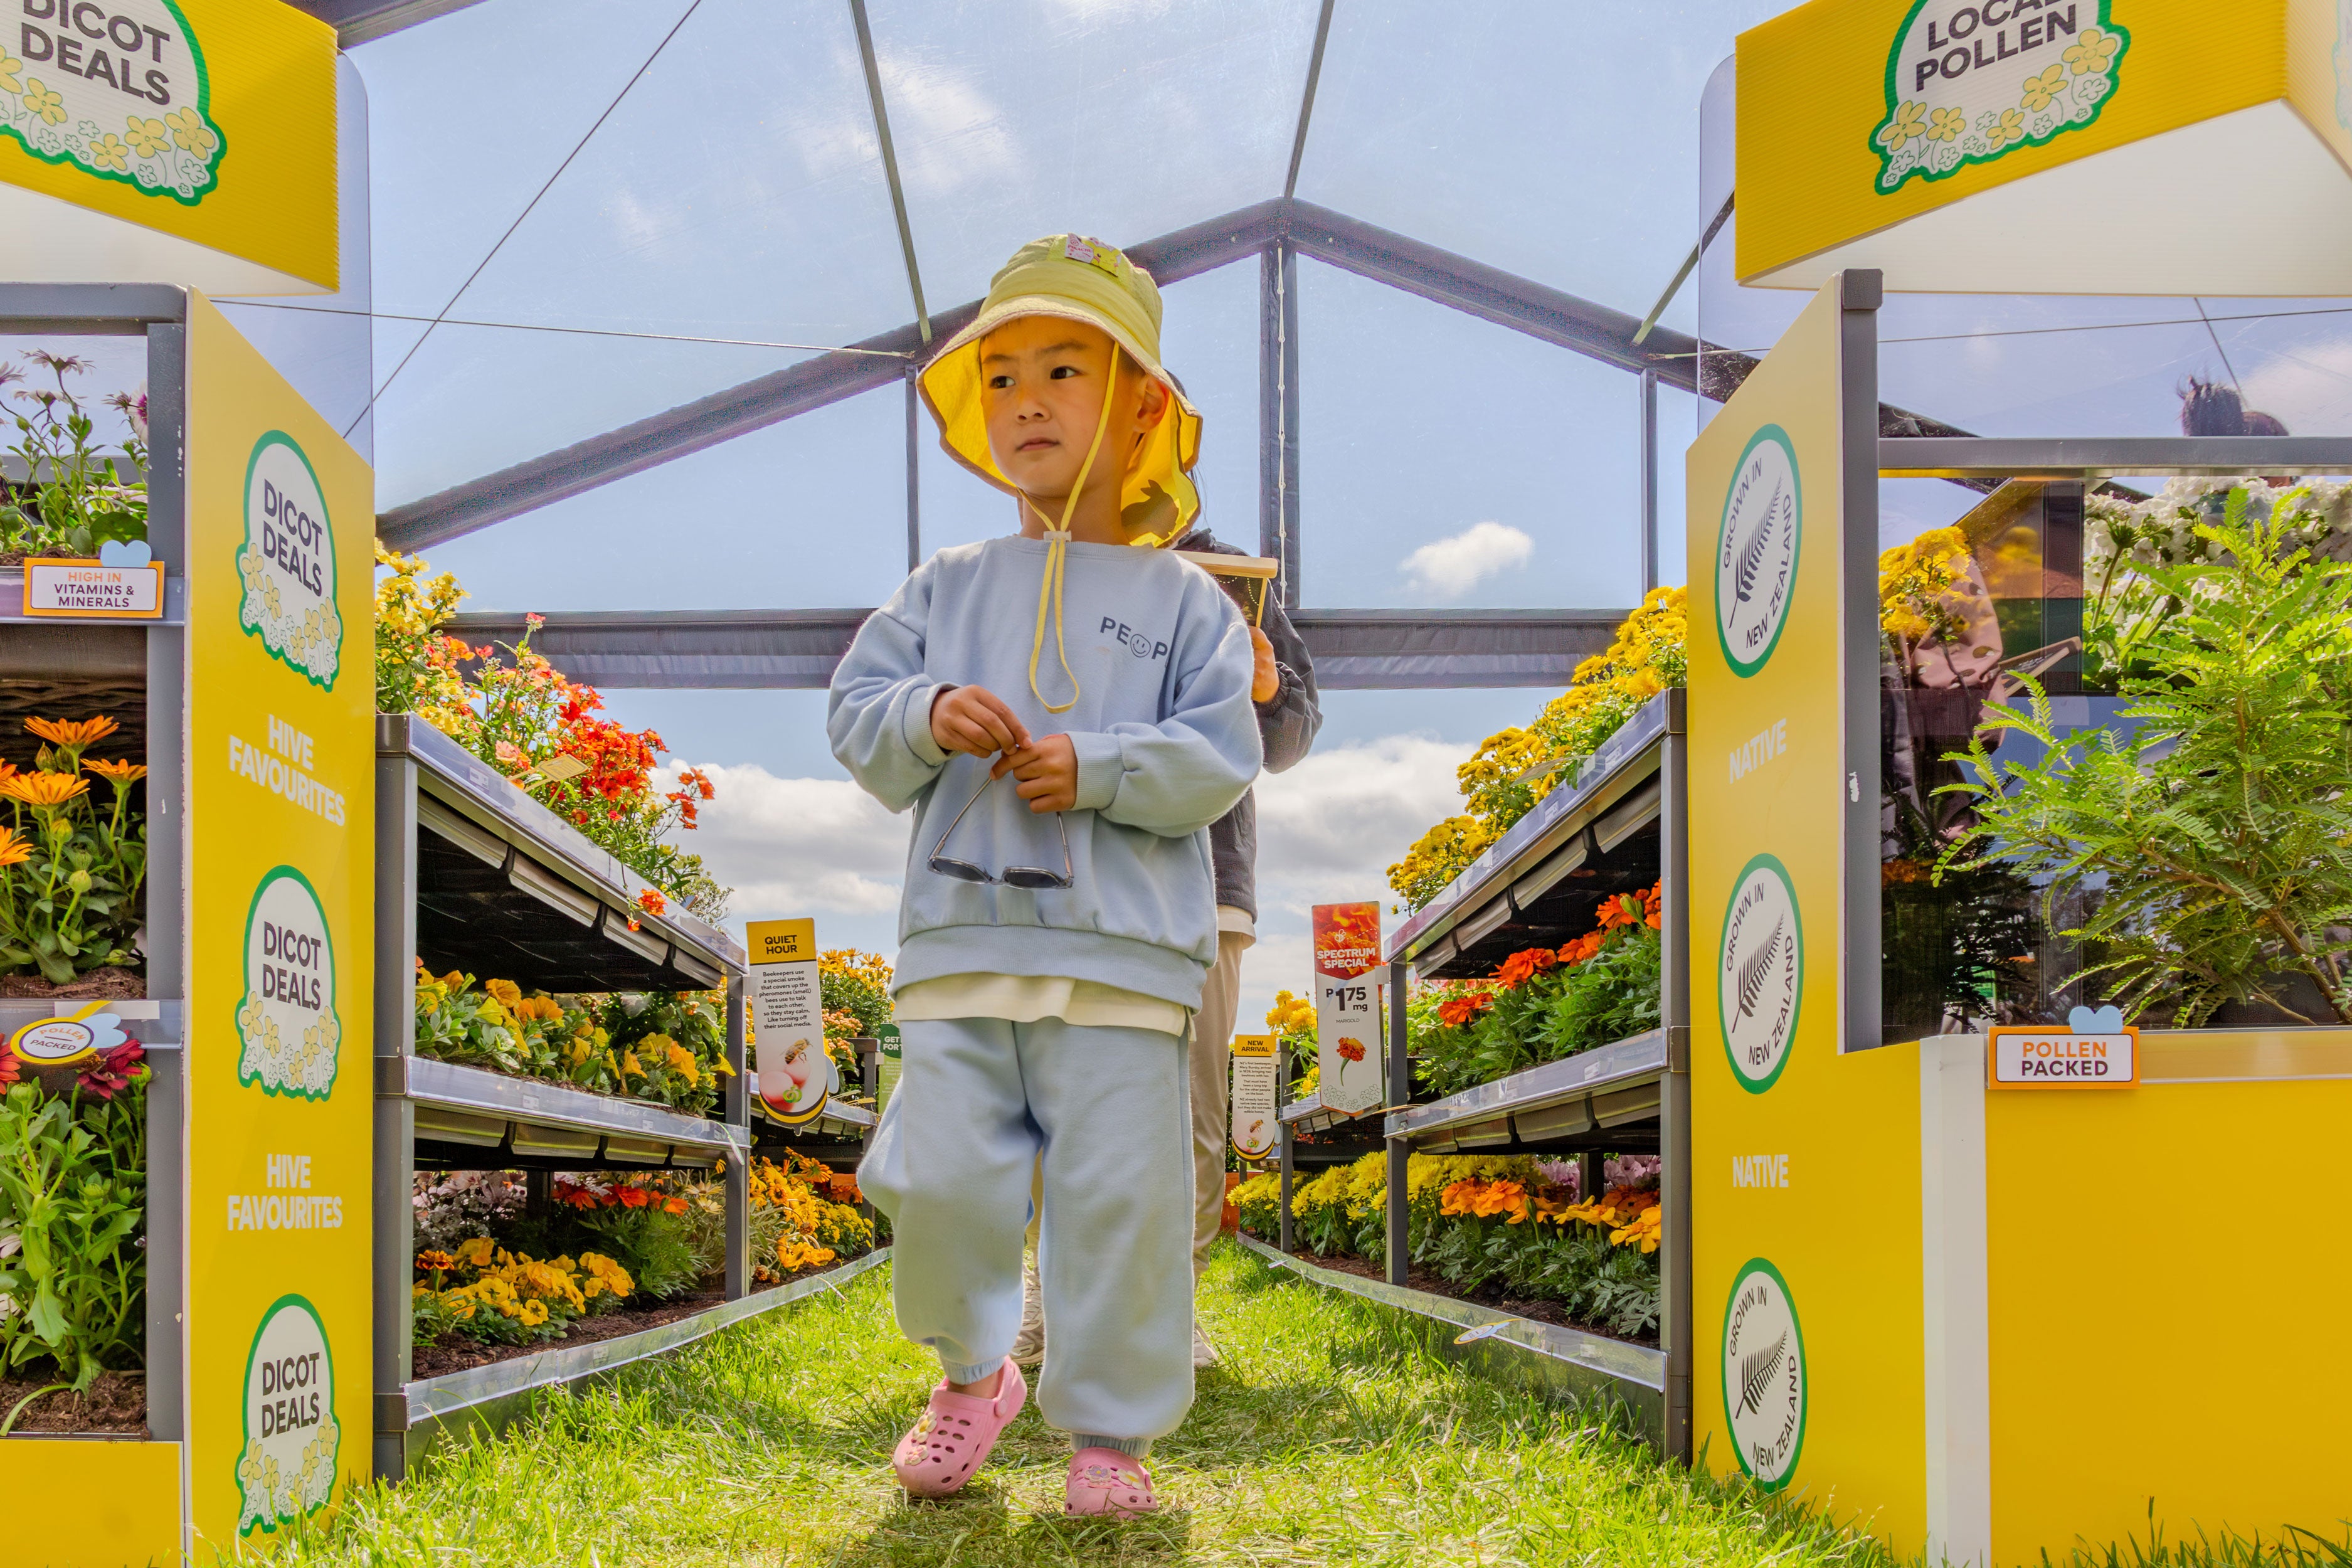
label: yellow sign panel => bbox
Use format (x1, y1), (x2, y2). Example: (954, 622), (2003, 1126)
(1687, 278), (1927, 1537)
(185, 290), (374, 1549)
(1737, 0), (2352, 294)
(0, 0), (338, 293)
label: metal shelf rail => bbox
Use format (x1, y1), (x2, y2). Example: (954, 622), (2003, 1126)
(1264, 687), (1692, 1453)
(374, 714), (753, 1477)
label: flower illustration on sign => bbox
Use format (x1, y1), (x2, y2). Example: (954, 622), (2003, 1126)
(238, 432), (342, 689)
(1869, 1), (2129, 193)
(0, 1), (226, 203)
(235, 866), (340, 1100)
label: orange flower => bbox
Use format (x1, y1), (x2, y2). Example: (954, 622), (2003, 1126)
(636, 887), (666, 916)
(25, 716), (117, 748)
(82, 758), (147, 784)
(1557, 931), (1604, 966)
(0, 827), (28, 868)
(1337, 1037), (1366, 1063)
(1495, 946), (1558, 988)
(617, 1185), (650, 1208)
(1435, 990), (1493, 1029)
(0, 771), (88, 808)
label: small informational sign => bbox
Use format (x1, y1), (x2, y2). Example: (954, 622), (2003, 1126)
(1989, 1012), (2139, 1090)
(22, 556), (166, 617)
(1312, 902), (1384, 1115)
(747, 918), (830, 1124)
(1229, 1032), (1278, 1160)
(6, 999), (126, 1066)
(874, 1022), (902, 1116)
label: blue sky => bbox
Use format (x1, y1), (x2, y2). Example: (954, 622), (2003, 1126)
(178, 0), (2352, 1032)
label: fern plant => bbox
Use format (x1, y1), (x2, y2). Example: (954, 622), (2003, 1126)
(1939, 487), (2352, 1026)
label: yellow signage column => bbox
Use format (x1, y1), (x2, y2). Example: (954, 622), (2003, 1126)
(184, 292), (374, 1549)
(1687, 274), (1929, 1539)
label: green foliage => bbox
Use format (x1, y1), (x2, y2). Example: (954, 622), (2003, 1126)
(1414, 924), (1663, 1100)
(0, 352), (147, 561)
(600, 990), (728, 1116)
(0, 1070), (147, 1412)
(1942, 488), (2352, 1025)
(563, 1204), (701, 1301)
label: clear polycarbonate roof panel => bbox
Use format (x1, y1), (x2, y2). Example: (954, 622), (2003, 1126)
(915, 260), (1261, 558)
(352, 0), (912, 506)
(863, 0), (1318, 310)
(1297, 255), (1645, 611)
(1300, 0), (1786, 330)
(420, 382), (910, 612)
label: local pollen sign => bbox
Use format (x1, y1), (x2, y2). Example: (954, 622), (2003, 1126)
(5, 0), (226, 203)
(1872, 1), (2129, 193)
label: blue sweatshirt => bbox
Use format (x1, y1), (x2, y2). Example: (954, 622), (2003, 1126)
(828, 536), (1263, 1011)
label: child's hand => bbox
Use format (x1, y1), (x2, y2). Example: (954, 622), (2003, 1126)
(931, 684), (1030, 760)
(1249, 625), (1281, 704)
(992, 734), (1078, 813)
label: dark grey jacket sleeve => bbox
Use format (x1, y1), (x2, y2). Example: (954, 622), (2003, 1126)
(1254, 590), (1320, 775)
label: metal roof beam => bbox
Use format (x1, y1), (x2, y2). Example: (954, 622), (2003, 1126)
(377, 199), (1287, 553)
(287, 0), (487, 47)
(440, 606), (1628, 691)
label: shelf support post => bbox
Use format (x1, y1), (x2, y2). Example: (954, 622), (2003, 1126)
(724, 975), (748, 1301)
(1385, 961), (1410, 1287)
(373, 748), (421, 1481)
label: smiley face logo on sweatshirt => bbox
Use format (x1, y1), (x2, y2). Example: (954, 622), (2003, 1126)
(1099, 617), (1170, 663)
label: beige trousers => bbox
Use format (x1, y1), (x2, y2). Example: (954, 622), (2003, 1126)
(1189, 929), (1250, 1275)
(1021, 927), (1249, 1274)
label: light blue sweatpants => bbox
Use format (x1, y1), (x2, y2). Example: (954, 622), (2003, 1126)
(861, 1015), (1195, 1453)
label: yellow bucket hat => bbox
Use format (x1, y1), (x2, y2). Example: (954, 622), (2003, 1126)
(918, 234), (1205, 712)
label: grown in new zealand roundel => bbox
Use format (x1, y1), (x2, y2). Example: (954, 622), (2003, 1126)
(1719, 854), (1801, 1093)
(1721, 1258), (1806, 1492)
(1714, 425), (1801, 679)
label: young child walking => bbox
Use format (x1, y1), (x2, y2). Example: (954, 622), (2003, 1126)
(829, 233), (1261, 1518)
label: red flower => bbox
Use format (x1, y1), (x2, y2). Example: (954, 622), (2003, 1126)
(0, 1047), (19, 1089)
(617, 1185), (650, 1209)
(636, 887), (667, 917)
(76, 1041), (145, 1101)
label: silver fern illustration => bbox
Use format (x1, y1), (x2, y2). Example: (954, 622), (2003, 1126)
(1735, 919), (1785, 1021)
(1739, 1330), (1788, 1416)
(1732, 482), (1783, 605)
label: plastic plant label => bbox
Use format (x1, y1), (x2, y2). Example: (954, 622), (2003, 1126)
(874, 1022), (901, 1116)
(1989, 1007), (2137, 1088)
(1454, 1321), (1508, 1345)
(748, 918), (827, 1124)
(21, 554), (164, 617)
(6, 999), (125, 1065)
(1229, 1032), (1278, 1161)
(1312, 903), (1384, 1116)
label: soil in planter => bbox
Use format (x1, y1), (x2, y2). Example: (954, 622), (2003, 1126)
(1, 967), (144, 1000)
(0, 1370), (147, 1436)
(409, 1253), (876, 1380)
(1242, 1231), (1659, 1348)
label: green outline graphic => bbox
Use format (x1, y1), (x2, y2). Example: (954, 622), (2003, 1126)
(1719, 852), (1803, 1095)
(1720, 1257), (1808, 1493)
(0, 0), (226, 207)
(1714, 425), (1801, 680)
(234, 864), (340, 1101)
(1868, 0), (2131, 194)
(236, 1292), (339, 1536)
(237, 430), (341, 691)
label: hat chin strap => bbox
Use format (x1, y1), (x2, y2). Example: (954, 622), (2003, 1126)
(1021, 346), (1121, 716)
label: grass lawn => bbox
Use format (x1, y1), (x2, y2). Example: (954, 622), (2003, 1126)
(258, 1242), (2343, 1567)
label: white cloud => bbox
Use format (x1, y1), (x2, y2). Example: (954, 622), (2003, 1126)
(1237, 734), (1473, 1032)
(660, 762), (908, 921)
(1399, 521), (1535, 599)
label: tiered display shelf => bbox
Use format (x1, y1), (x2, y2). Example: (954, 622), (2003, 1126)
(373, 714), (753, 1477)
(1270, 688), (1690, 1449)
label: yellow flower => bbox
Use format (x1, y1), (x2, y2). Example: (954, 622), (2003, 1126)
(22, 79), (64, 125)
(517, 1299), (548, 1327)
(664, 1040), (699, 1087)
(1985, 107), (2026, 147)
(0, 50), (20, 92)
(87, 133), (130, 172)
(165, 105), (216, 155)
(621, 1051), (645, 1079)
(1880, 100), (1927, 152)
(485, 978), (522, 1009)
(475, 997), (509, 1028)
(455, 1236), (495, 1268)
(1926, 105), (1966, 142)
(2020, 63), (2066, 112)
(2063, 26), (2117, 75)
(125, 115), (168, 156)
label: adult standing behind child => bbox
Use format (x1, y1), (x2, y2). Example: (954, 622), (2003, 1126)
(829, 234), (1260, 1518)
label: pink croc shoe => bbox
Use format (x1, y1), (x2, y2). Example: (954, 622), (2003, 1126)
(1065, 1447), (1156, 1518)
(892, 1359), (1027, 1498)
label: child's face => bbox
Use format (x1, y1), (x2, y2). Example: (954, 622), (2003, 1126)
(978, 316), (1167, 510)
